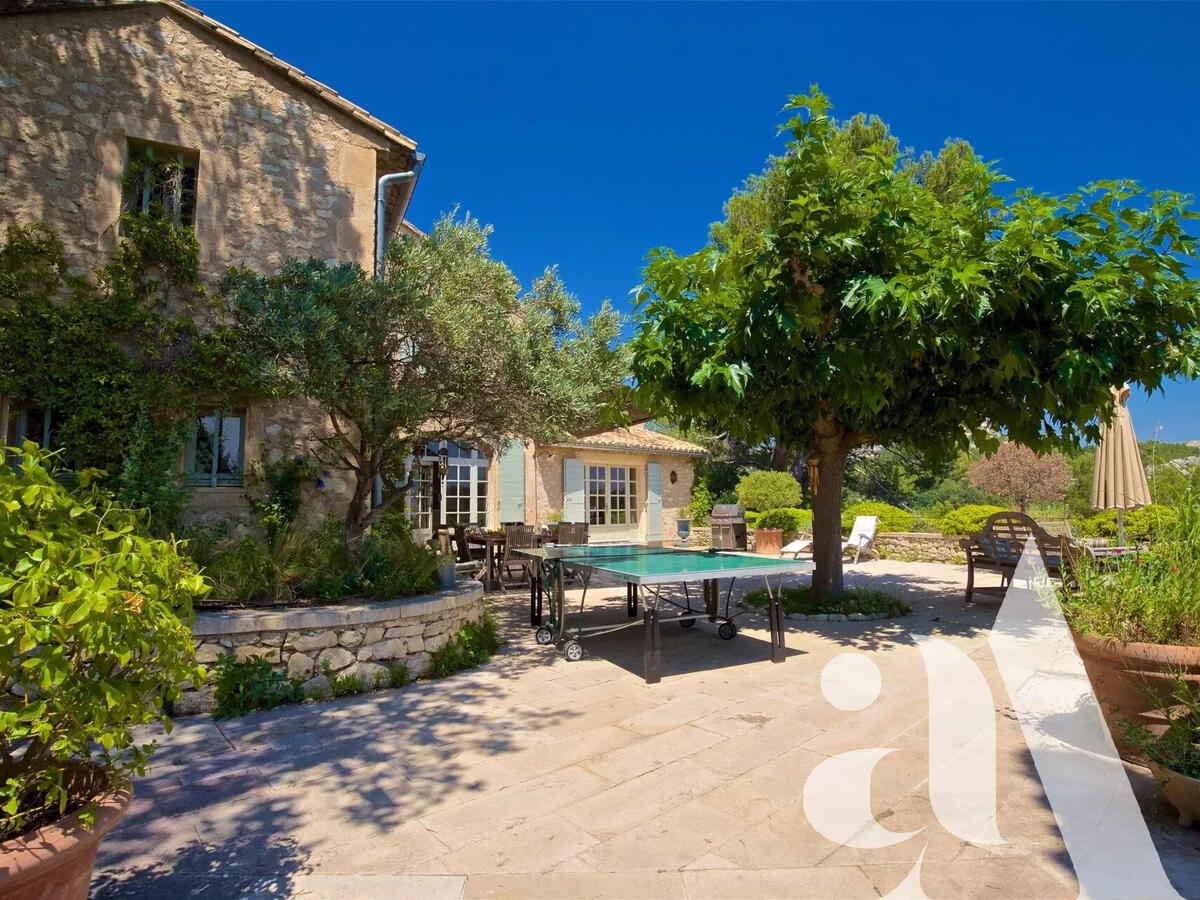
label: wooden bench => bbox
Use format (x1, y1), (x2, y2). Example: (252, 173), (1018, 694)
(959, 511), (1065, 604)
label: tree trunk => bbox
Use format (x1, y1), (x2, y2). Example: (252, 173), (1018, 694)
(769, 440), (792, 472)
(344, 469), (374, 555)
(809, 418), (861, 602)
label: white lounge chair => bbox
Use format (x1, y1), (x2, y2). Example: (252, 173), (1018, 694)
(779, 515), (879, 563)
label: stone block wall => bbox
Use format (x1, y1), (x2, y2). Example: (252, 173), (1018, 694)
(178, 581), (484, 715)
(874, 532), (967, 565)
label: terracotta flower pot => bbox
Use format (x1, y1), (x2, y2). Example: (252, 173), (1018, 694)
(1071, 629), (1200, 757)
(0, 765), (132, 900)
(754, 528), (783, 556)
(1149, 761), (1200, 828)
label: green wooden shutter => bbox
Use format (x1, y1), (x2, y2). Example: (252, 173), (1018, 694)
(563, 458), (585, 523)
(645, 462), (663, 542)
(498, 442), (526, 522)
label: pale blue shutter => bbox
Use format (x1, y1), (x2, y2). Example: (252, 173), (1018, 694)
(498, 442), (526, 523)
(645, 462), (663, 542)
(563, 458), (585, 523)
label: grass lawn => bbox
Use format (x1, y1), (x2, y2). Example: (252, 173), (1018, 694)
(741, 585), (912, 618)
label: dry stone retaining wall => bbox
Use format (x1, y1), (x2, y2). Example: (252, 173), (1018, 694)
(178, 581), (484, 716)
(874, 531), (966, 565)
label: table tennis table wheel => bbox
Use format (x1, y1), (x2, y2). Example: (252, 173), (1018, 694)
(535, 625), (555, 645)
(718, 621), (737, 641)
(679, 614), (696, 629)
(564, 640), (584, 662)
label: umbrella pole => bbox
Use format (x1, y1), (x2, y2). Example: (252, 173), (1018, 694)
(1117, 508), (1125, 548)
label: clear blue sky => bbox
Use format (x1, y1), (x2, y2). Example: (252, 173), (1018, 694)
(203, 1), (1200, 442)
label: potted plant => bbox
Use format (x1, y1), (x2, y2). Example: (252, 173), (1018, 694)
(1126, 673), (1200, 827)
(0, 445), (206, 899)
(754, 508), (812, 557)
(1062, 495), (1200, 756)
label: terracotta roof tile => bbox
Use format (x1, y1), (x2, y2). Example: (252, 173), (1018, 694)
(550, 424), (707, 457)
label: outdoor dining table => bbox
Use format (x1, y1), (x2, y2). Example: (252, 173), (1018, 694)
(466, 532), (546, 591)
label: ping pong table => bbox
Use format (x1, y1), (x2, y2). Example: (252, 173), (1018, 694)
(515, 544), (813, 683)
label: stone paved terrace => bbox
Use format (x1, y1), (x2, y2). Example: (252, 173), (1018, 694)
(92, 560), (1200, 899)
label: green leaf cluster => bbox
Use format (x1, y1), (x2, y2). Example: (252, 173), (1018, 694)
(841, 501), (915, 533)
(212, 653), (304, 720)
(0, 444), (206, 840)
(936, 504), (1010, 536)
(755, 507), (813, 536)
(735, 469), (802, 511)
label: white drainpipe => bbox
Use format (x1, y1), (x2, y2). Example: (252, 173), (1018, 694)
(374, 151), (426, 279)
(373, 151), (426, 508)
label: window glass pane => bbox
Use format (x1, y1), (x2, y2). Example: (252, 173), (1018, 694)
(193, 414), (217, 477)
(216, 415), (242, 478)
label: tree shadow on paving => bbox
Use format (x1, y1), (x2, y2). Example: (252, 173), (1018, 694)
(93, 831), (309, 898)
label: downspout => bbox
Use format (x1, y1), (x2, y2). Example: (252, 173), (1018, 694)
(374, 151), (426, 278)
(373, 151), (426, 508)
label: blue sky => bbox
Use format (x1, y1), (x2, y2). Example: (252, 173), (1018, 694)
(204, 1), (1200, 442)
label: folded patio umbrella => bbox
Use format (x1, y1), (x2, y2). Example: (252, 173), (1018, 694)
(1090, 384), (1152, 546)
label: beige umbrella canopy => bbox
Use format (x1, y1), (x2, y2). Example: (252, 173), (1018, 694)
(1091, 384), (1152, 546)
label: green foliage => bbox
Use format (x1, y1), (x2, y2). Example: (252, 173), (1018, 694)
(212, 654), (304, 720)
(427, 613), (500, 679)
(846, 446), (951, 508)
(0, 445), (205, 840)
(245, 453), (319, 544)
(741, 585), (911, 618)
(359, 531), (438, 599)
(937, 504), (1011, 536)
(321, 659), (366, 698)
(1075, 504), (1179, 541)
(841, 501), (914, 533)
(0, 221), (254, 476)
(630, 86), (1200, 596)
(1125, 675), (1200, 778)
(736, 469), (802, 511)
(689, 481), (715, 525)
(115, 411), (191, 537)
(756, 507), (813, 535)
(1062, 493), (1200, 645)
(227, 214), (627, 549)
(384, 660), (411, 689)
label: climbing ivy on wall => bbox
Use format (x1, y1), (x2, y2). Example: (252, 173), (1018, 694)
(0, 206), (258, 527)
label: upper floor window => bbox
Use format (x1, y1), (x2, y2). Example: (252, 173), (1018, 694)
(187, 410), (244, 487)
(122, 140), (199, 228)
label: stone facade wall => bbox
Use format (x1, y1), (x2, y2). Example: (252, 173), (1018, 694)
(874, 531), (966, 565)
(178, 581), (484, 715)
(0, 4), (411, 277)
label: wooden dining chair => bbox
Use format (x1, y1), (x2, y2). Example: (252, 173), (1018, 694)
(501, 524), (538, 585)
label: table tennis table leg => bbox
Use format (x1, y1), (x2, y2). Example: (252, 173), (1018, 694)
(530, 566), (542, 627)
(768, 590), (786, 663)
(627, 582), (638, 617)
(704, 578), (718, 622)
(643, 604), (661, 684)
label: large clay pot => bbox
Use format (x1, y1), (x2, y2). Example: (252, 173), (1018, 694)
(1149, 762), (1200, 828)
(1071, 629), (1200, 756)
(754, 529), (783, 556)
(0, 764), (132, 900)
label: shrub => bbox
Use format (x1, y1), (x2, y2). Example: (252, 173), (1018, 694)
(937, 504), (1009, 536)
(1062, 494), (1200, 645)
(245, 453), (319, 543)
(736, 470), (802, 512)
(0, 444), (206, 841)
(756, 507), (813, 536)
(841, 501), (914, 533)
(116, 410), (191, 537)
(212, 653), (304, 719)
(427, 614), (500, 679)
(741, 585), (911, 618)
(689, 481), (715, 525)
(1075, 504), (1179, 542)
(360, 531), (438, 599)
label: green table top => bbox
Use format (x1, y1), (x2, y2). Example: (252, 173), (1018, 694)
(515, 543), (812, 585)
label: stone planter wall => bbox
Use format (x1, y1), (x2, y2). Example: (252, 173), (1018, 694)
(874, 532), (966, 565)
(178, 581), (484, 715)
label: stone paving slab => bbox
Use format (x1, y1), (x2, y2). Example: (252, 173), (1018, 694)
(94, 560), (1200, 898)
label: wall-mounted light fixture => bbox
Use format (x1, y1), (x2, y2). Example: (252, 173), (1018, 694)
(437, 445), (449, 478)
(669, 470), (678, 484)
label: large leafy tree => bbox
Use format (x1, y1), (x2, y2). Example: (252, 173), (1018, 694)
(630, 88), (1200, 598)
(229, 215), (625, 550)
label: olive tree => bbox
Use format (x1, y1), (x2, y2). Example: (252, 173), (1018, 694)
(229, 215), (625, 550)
(630, 89), (1200, 598)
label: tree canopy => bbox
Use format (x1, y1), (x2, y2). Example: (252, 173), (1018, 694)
(229, 214), (626, 548)
(630, 87), (1200, 596)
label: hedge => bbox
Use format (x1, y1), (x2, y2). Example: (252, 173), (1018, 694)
(756, 507), (813, 536)
(1075, 504), (1178, 542)
(937, 504), (1009, 536)
(735, 470), (802, 512)
(841, 501), (914, 534)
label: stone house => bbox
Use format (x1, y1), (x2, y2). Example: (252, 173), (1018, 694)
(0, 0), (703, 543)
